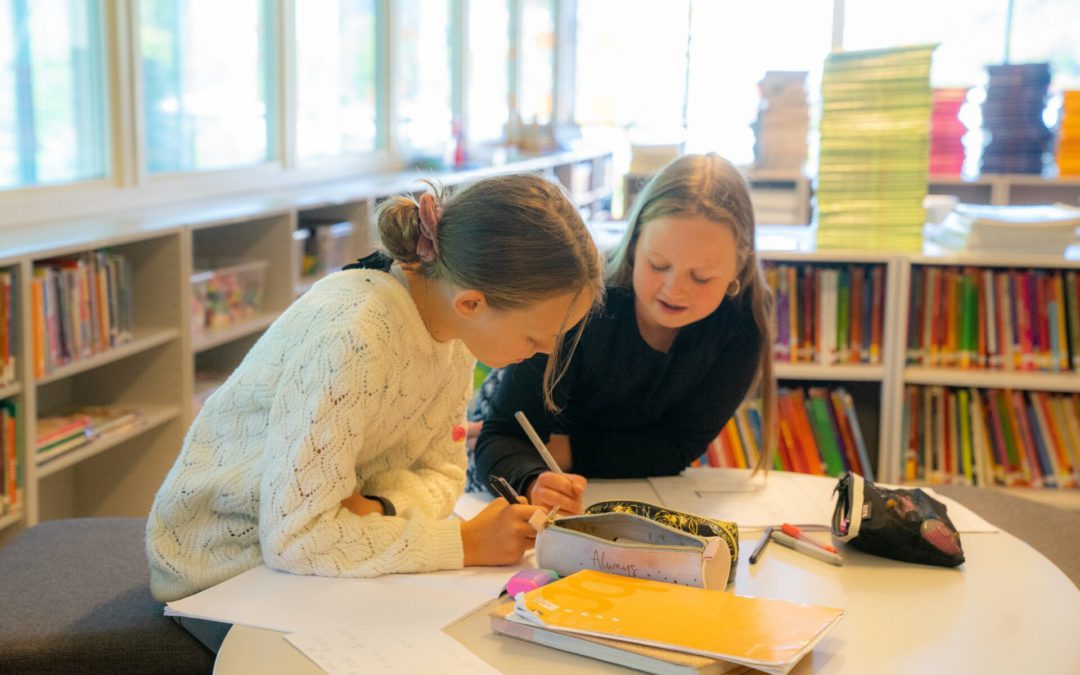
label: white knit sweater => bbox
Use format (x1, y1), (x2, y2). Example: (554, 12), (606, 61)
(147, 268), (475, 602)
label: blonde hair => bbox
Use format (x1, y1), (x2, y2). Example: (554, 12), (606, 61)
(376, 173), (604, 410)
(607, 154), (776, 472)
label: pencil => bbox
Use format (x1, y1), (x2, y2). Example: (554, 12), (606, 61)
(514, 410), (564, 474)
(771, 530), (843, 566)
(749, 527), (773, 565)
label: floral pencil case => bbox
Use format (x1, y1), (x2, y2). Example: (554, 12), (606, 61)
(534, 500), (739, 589)
(832, 472), (965, 568)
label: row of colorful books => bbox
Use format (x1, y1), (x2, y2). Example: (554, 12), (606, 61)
(901, 386), (1079, 490)
(31, 251), (134, 378)
(35, 405), (144, 465)
(694, 386), (874, 481)
(0, 271), (16, 387)
(764, 262), (886, 365)
(906, 266), (1079, 372)
(0, 401), (18, 515)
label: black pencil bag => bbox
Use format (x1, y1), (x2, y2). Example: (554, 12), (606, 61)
(832, 472), (965, 568)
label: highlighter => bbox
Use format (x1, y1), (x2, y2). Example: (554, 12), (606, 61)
(504, 569), (560, 597)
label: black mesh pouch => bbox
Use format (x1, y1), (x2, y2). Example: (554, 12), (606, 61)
(832, 472), (965, 568)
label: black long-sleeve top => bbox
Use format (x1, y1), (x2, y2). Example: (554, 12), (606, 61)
(473, 285), (762, 496)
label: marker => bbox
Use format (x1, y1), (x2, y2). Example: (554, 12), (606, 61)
(488, 475), (523, 503)
(771, 530), (843, 566)
(514, 410), (564, 474)
(781, 523), (838, 554)
(749, 527), (773, 565)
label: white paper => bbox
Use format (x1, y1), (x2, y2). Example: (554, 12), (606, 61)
(286, 628), (499, 675)
(648, 469), (997, 533)
(453, 491), (491, 521)
(584, 478), (664, 505)
(165, 564), (515, 634)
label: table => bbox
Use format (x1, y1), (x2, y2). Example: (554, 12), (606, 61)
(215, 480), (1080, 674)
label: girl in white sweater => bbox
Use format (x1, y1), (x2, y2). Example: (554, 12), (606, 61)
(147, 173), (603, 611)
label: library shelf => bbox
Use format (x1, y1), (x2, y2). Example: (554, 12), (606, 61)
(192, 313), (282, 354)
(34, 329), (181, 386)
(903, 367), (1080, 393)
(0, 146), (616, 542)
(35, 405), (182, 480)
(775, 363), (887, 382)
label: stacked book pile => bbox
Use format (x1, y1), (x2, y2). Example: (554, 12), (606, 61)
(927, 202), (1080, 253)
(1056, 90), (1080, 176)
(752, 71), (810, 171)
(36, 405), (144, 465)
(980, 62), (1052, 175)
(817, 45), (935, 251)
(930, 88), (968, 175)
(695, 387), (874, 481)
(901, 386), (1079, 490)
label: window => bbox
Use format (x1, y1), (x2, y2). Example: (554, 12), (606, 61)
(518, 0), (555, 125)
(396, 0), (453, 156)
(466, 0), (509, 145)
(1009, 0), (1080, 89)
(843, 0), (1009, 87)
(574, 0), (689, 132)
(686, 0), (833, 165)
(138, 0), (276, 174)
(0, 0), (108, 190)
(295, 1), (379, 161)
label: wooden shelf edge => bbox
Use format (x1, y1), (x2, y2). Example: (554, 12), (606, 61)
(35, 329), (181, 385)
(0, 509), (24, 531)
(903, 367), (1080, 392)
(776, 363), (886, 382)
(35, 406), (181, 479)
(192, 312), (281, 353)
(0, 382), (21, 399)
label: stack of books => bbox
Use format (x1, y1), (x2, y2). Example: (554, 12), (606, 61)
(817, 45), (935, 252)
(36, 405), (144, 464)
(1057, 90), (1080, 176)
(930, 88), (969, 175)
(980, 63), (1052, 175)
(927, 202), (1080, 253)
(752, 71), (809, 172)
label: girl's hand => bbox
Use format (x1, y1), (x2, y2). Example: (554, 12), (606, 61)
(460, 497), (543, 566)
(340, 493), (385, 516)
(526, 472), (587, 515)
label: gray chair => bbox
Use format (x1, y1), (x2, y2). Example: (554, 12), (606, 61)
(0, 517), (215, 674)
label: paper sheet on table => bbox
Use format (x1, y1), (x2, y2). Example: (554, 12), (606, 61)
(648, 469), (996, 533)
(164, 562), (525, 634)
(454, 491), (491, 520)
(286, 627), (498, 675)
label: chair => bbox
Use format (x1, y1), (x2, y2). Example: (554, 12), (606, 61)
(0, 517), (215, 674)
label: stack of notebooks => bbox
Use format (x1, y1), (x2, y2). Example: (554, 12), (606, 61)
(36, 405), (144, 464)
(980, 63), (1052, 175)
(927, 202), (1080, 253)
(492, 569), (844, 675)
(752, 71), (810, 172)
(930, 88), (969, 176)
(1057, 90), (1080, 176)
(817, 45), (935, 252)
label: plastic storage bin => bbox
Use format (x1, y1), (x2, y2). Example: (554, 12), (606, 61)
(191, 259), (268, 336)
(295, 220), (356, 282)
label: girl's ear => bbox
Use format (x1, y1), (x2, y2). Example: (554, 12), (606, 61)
(451, 289), (489, 318)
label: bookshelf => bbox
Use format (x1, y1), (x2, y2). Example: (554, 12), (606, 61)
(928, 174), (1080, 206)
(0, 147), (616, 545)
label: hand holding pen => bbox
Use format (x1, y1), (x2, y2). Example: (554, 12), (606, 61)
(515, 411), (586, 514)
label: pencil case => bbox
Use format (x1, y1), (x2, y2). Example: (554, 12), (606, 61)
(534, 501), (738, 589)
(832, 472), (964, 568)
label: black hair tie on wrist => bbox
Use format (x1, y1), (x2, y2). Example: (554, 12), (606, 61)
(362, 494), (396, 516)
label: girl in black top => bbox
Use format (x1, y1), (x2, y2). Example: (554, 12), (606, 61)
(473, 154), (776, 514)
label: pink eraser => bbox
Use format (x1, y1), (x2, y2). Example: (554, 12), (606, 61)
(505, 568), (560, 596)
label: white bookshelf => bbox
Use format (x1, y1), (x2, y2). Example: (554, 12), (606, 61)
(0, 147), (616, 545)
(928, 174), (1080, 206)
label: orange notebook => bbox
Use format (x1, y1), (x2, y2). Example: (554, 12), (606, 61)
(510, 570), (843, 675)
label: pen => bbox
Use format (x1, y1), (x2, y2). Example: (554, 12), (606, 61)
(771, 530), (843, 566)
(514, 410), (564, 474)
(749, 527), (773, 565)
(781, 523), (838, 554)
(488, 475), (523, 503)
